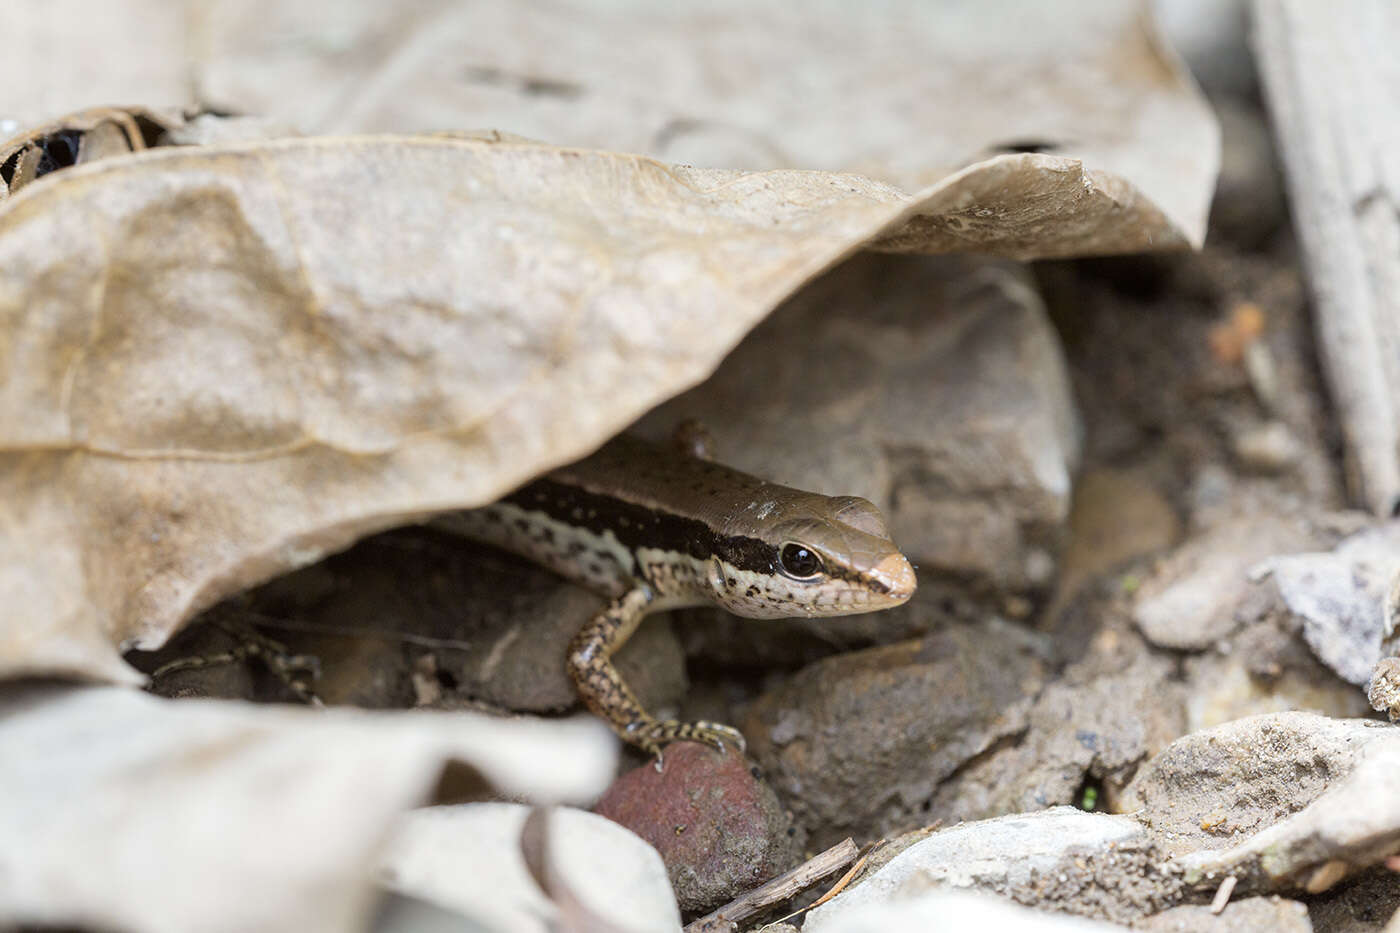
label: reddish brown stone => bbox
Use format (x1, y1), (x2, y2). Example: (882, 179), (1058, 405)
(593, 742), (800, 912)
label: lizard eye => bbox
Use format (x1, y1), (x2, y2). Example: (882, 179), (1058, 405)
(779, 542), (824, 580)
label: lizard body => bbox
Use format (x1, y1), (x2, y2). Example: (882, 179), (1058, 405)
(437, 434), (916, 754)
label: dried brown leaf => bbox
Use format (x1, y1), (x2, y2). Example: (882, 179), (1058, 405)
(0, 684), (618, 933)
(381, 804), (680, 933)
(195, 0), (1218, 246)
(0, 129), (1204, 683)
(0, 135), (899, 681)
(6, 3), (1217, 249)
(0, 106), (185, 200)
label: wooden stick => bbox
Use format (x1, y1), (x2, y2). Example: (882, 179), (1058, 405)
(1253, 0), (1400, 515)
(762, 839), (886, 928)
(683, 837), (860, 933)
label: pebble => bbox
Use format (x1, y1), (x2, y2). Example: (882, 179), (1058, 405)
(1233, 420), (1300, 474)
(593, 743), (799, 913)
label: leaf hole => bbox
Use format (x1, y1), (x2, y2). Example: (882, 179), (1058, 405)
(35, 129), (83, 178)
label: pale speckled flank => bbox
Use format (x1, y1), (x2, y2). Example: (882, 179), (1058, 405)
(632, 548), (713, 605)
(438, 502), (641, 598)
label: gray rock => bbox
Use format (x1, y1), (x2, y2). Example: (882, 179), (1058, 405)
(644, 252), (1080, 597)
(1252, 521), (1400, 687)
(929, 624), (1185, 820)
(238, 528), (688, 715)
(1121, 712), (1394, 880)
(1170, 723), (1400, 895)
(807, 888), (1130, 933)
(804, 808), (1164, 929)
(1138, 896), (1311, 932)
(1122, 511), (1384, 732)
(1368, 657), (1400, 721)
(1132, 509), (1334, 651)
(743, 618), (1051, 846)
(1180, 646), (1373, 736)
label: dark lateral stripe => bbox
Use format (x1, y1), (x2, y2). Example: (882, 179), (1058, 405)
(505, 478), (778, 575)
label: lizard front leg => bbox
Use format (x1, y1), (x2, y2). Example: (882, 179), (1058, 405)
(566, 585), (744, 758)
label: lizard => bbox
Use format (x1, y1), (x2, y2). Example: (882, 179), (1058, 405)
(436, 429), (917, 757)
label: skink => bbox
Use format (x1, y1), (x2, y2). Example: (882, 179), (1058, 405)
(438, 432), (917, 755)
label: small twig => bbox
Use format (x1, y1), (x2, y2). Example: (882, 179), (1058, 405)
(761, 838), (887, 929)
(1210, 875), (1237, 915)
(683, 838), (859, 933)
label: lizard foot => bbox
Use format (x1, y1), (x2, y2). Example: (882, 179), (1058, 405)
(149, 619), (323, 707)
(631, 718), (747, 766)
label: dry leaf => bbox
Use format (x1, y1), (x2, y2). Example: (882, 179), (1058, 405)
(6, 2), (1217, 249)
(0, 106), (186, 201)
(0, 2), (191, 128)
(0, 3), (1221, 683)
(0, 684), (618, 933)
(194, 0), (1217, 246)
(0, 131), (1208, 683)
(380, 804), (680, 933)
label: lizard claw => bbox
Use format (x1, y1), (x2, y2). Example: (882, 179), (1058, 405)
(632, 718), (748, 765)
(690, 720), (747, 754)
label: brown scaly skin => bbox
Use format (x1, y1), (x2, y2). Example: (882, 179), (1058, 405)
(437, 432), (917, 758)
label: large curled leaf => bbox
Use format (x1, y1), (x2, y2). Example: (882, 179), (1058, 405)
(0, 0), (1221, 683)
(0, 131), (1211, 683)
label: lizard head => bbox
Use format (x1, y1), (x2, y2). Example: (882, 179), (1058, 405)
(709, 492), (917, 619)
